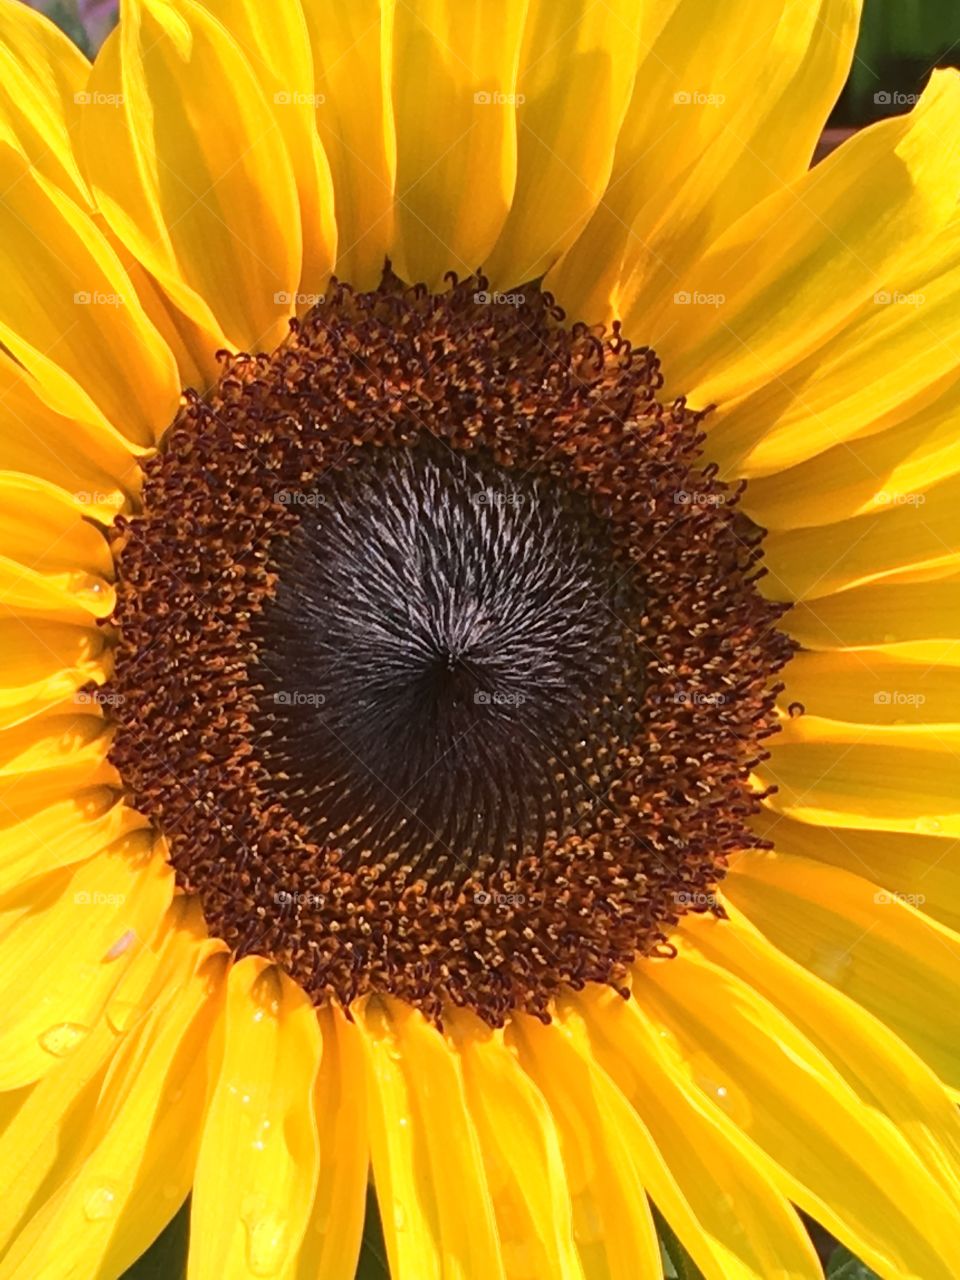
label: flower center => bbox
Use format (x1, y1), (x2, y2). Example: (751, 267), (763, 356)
(252, 441), (645, 881)
(102, 274), (792, 1024)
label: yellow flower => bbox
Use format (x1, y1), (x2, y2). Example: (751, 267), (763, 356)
(0, 2), (958, 1279)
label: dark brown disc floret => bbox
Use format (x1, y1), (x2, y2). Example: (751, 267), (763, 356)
(101, 274), (792, 1024)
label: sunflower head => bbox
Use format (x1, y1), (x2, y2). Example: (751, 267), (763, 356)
(2, 2), (960, 1279)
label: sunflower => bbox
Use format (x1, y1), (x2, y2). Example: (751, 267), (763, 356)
(1, 0), (959, 1277)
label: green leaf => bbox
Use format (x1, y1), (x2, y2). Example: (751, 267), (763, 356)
(827, 1244), (882, 1279)
(653, 1204), (706, 1280)
(41, 1), (93, 57)
(355, 1185), (390, 1280)
(119, 1199), (189, 1280)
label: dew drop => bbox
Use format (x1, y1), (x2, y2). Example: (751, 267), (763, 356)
(916, 817), (942, 835)
(811, 947), (854, 988)
(83, 1183), (118, 1222)
(105, 1000), (141, 1034)
(39, 1022), (88, 1057)
(103, 928), (138, 961)
(693, 1070), (752, 1127)
(393, 1200), (407, 1231)
(242, 1207), (289, 1277)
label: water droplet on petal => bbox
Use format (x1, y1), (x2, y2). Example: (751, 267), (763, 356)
(393, 1200), (407, 1231)
(242, 1207), (289, 1276)
(811, 947), (853, 988)
(694, 1070), (752, 1126)
(39, 1022), (88, 1057)
(103, 928), (138, 961)
(83, 1183), (118, 1222)
(916, 817), (942, 835)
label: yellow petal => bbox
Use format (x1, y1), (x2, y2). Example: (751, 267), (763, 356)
(574, 984), (822, 1280)
(684, 906), (960, 1203)
(0, 558), (114, 624)
(753, 807), (960, 934)
(725, 851), (960, 1094)
(0, 706), (117, 814)
(777, 650), (960, 725)
(0, 793), (147, 895)
(761, 472), (960, 601)
(303, 0), (396, 290)
(739, 369), (960, 529)
(355, 995), (505, 1280)
(660, 71), (960, 408)
(447, 1009), (584, 1280)
(389, 0), (527, 289)
(707, 221), (960, 481)
(0, 0), (91, 203)
(0, 148), (179, 448)
(0, 837), (173, 1089)
(0, 473), (114, 578)
(484, 0), (643, 287)
(0, 619), (108, 731)
(188, 958), (322, 1280)
(0, 353), (137, 514)
(508, 1012), (663, 1280)
(0, 896), (212, 1256)
(84, 0), (302, 355)
(634, 940), (960, 1280)
(548, 0), (860, 329)
(111, 239), (223, 392)
(196, 0), (337, 302)
(295, 1003), (368, 1280)
(759, 725), (960, 835)
(1, 946), (227, 1280)
(783, 569), (960, 663)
